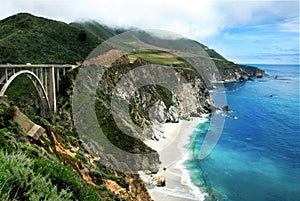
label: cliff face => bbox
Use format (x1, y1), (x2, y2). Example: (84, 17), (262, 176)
(212, 60), (267, 82)
(53, 67), (155, 201)
(97, 55), (213, 142)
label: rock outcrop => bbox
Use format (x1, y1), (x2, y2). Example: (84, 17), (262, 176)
(154, 176), (166, 187)
(103, 174), (153, 201)
(222, 105), (230, 112)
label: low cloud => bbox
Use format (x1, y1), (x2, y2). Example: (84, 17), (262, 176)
(0, 0), (298, 41)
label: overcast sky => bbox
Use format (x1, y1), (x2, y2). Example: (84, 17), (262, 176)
(0, 0), (299, 64)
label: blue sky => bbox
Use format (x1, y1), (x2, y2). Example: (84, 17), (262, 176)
(204, 11), (299, 64)
(0, 0), (299, 64)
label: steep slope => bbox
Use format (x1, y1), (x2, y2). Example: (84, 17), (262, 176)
(0, 102), (153, 201)
(1, 64), (158, 201)
(0, 13), (101, 64)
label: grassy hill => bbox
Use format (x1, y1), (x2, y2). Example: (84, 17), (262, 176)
(0, 13), (102, 64)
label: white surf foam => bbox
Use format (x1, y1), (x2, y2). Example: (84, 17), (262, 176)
(176, 154), (208, 201)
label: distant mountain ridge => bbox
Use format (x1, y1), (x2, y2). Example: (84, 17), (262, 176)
(0, 13), (265, 81)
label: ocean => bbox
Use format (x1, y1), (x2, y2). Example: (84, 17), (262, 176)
(184, 64), (300, 201)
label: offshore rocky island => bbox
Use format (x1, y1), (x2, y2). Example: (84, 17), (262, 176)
(0, 13), (266, 201)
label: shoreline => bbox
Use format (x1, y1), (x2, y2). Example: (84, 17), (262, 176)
(141, 117), (209, 201)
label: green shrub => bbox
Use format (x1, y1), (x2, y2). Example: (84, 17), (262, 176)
(0, 130), (9, 151)
(0, 150), (73, 200)
(0, 104), (17, 128)
(34, 159), (107, 200)
(26, 112), (50, 127)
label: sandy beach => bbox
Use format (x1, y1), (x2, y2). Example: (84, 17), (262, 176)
(141, 117), (208, 201)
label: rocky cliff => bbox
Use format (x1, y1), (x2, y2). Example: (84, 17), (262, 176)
(97, 55), (213, 142)
(212, 60), (266, 82)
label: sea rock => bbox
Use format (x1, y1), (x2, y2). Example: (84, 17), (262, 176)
(144, 170), (153, 175)
(222, 105), (230, 111)
(154, 176), (166, 187)
(151, 168), (159, 174)
(256, 74), (263, 78)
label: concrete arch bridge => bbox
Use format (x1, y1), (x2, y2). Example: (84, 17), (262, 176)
(0, 64), (77, 118)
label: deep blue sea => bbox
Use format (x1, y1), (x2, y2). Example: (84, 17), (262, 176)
(185, 64), (300, 201)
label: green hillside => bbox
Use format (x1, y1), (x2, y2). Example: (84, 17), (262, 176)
(0, 13), (102, 64)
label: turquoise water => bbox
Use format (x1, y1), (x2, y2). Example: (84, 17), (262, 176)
(185, 65), (300, 201)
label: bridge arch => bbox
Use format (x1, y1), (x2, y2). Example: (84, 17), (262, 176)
(0, 70), (51, 117)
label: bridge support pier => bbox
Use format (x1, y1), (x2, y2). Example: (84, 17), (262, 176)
(5, 68), (8, 82)
(48, 66), (57, 114)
